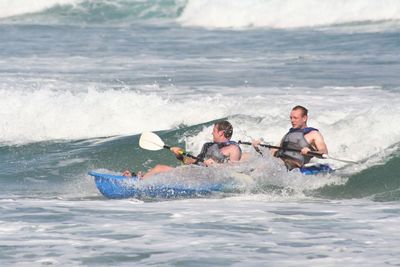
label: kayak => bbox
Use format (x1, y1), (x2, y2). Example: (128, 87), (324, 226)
(89, 164), (333, 199)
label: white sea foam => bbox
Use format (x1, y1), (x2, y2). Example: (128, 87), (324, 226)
(1, 82), (399, 172)
(182, 86), (400, 170)
(1, 198), (399, 266)
(178, 0), (400, 29)
(0, 86), (232, 144)
(0, 0), (82, 19)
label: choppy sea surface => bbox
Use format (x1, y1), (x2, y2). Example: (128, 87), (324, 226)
(1, 0), (399, 266)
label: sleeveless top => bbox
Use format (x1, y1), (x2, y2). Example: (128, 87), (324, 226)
(276, 127), (318, 167)
(196, 141), (241, 164)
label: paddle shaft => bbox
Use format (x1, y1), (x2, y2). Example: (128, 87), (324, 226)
(162, 145), (201, 161)
(238, 141), (326, 159)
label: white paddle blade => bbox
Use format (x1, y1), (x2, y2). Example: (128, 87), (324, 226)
(139, 132), (165, 151)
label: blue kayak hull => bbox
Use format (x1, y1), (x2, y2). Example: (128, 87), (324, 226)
(300, 164), (333, 175)
(89, 164), (333, 199)
(89, 171), (224, 199)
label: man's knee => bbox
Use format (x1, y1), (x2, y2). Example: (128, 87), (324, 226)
(153, 164), (173, 172)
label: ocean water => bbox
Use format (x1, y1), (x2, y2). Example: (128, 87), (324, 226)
(1, 0), (400, 266)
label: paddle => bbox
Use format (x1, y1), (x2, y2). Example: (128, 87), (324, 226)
(139, 131), (199, 160)
(238, 141), (358, 164)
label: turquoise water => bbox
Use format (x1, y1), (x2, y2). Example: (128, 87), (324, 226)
(0, 0), (400, 266)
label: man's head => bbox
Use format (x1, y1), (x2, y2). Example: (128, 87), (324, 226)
(290, 105), (308, 129)
(212, 120), (233, 142)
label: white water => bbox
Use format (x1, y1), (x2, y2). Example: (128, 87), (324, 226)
(1, 84), (399, 171)
(179, 0), (400, 29)
(3, 0), (400, 30)
(0, 0), (82, 19)
(1, 197), (399, 266)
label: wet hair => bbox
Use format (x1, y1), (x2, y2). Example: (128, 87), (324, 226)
(215, 120), (233, 139)
(292, 105), (308, 116)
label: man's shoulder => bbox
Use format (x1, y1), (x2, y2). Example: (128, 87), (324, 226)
(201, 142), (214, 147)
(305, 128), (324, 141)
(227, 142), (241, 151)
(303, 127), (319, 134)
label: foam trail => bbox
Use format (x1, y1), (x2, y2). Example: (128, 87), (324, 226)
(0, 0), (82, 19)
(178, 0), (400, 29)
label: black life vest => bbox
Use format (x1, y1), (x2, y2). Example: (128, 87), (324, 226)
(196, 141), (241, 163)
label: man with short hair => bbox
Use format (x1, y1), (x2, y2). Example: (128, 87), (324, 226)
(253, 105), (328, 170)
(124, 120), (242, 179)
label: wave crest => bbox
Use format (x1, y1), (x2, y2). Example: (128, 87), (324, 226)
(178, 0), (400, 29)
(0, 0), (82, 19)
(0, 0), (185, 23)
(3, 0), (400, 28)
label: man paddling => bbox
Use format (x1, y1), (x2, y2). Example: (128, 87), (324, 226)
(124, 120), (242, 179)
(255, 105), (328, 170)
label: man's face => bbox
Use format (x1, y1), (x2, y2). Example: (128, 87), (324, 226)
(290, 109), (307, 128)
(212, 125), (224, 141)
